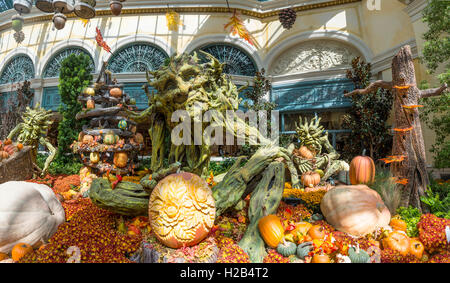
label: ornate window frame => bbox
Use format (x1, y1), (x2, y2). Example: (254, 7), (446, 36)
(0, 54), (35, 85)
(107, 42), (170, 74)
(41, 47), (95, 78)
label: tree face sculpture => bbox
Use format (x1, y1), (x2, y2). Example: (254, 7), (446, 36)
(7, 104), (56, 176)
(292, 116), (349, 180)
(127, 52), (258, 178)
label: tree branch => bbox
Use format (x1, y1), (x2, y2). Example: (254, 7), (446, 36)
(420, 83), (448, 98)
(344, 80), (393, 97)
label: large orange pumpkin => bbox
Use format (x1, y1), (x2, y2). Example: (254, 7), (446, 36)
(349, 155), (375, 185)
(113, 152), (128, 168)
(320, 185), (391, 236)
(11, 243), (33, 261)
(258, 215), (284, 248)
(409, 238), (424, 259)
(390, 218), (407, 232)
(148, 172), (215, 249)
(382, 231), (410, 256)
(301, 171), (321, 188)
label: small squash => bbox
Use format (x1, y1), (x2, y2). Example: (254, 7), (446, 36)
(103, 131), (116, 145)
(348, 244), (370, 263)
(311, 253), (330, 263)
(276, 240), (297, 257)
(134, 133), (144, 144)
(82, 135), (94, 144)
(16, 143), (23, 151)
(3, 139), (12, 145)
(90, 152), (100, 164)
(409, 238), (424, 259)
(301, 171), (321, 188)
(86, 98), (95, 109)
(258, 215), (284, 248)
(113, 152), (128, 168)
(308, 225), (326, 240)
(349, 155), (375, 185)
(110, 87), (123, 98)
(11, 243), (33, 261)
(381, 231), (410, 256)
(390, 218), (407, 232)
(84, 87), (95, 96)
(296, 241), (313, 260)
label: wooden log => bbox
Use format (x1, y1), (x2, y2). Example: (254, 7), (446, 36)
(0, 146), (34, 184)
(238, 161), (285, 263)
(75, 107), (122, 120)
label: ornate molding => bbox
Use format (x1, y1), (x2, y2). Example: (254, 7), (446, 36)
(0, 0), (362, 32)
(371, 38), (418, 73)
(403, 0), (428, 22)
(269, 40), (361, 76)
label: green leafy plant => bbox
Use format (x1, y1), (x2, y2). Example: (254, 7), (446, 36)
(420, 188), (450, 219)
(371, 166), (401, 215)
(341, 57), (393, 161)
(419, 0), (450, 168)
(37, 153), (84, 175)
(55, 53), (93, 164)
(209, 158), (237, 175)
(396, 206), (421, 238)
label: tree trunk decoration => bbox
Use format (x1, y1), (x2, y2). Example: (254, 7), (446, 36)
(345, 45), (448, 212)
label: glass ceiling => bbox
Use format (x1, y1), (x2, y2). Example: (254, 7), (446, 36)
(0, 0), (12, 13)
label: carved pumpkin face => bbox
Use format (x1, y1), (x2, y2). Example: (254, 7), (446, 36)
(148, 172), (215, 249)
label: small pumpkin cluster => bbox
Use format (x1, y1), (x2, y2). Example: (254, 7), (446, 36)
(0, 139), (23, 162)
(0, 242), (35, 263)
(258, 214), (338, 263)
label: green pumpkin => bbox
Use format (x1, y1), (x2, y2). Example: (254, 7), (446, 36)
(276, 241), (297, 257)
(296, 241), (313, 260)
(103, 132), (116, 145)
(12, 19), (23, 32)
(89, 178), (150, 216)
(348, 246), (370, 263)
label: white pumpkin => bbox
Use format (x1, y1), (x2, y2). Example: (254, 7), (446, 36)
(0, 181), (65, 253)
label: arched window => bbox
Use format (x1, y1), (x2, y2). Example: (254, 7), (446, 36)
(0, 55), (35, 85)
(42, 47), (94, 78)
(108, 43), (169, 73)
(194, 44), (257, 77)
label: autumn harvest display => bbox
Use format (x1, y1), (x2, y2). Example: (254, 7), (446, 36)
(0, 44), (448, 266)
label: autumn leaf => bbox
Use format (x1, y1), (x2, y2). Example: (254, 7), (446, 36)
(224, 11), (255, 46)
(95, 27), (111, 53)
(379, 155), (407, 164)
(402, 104), (424, 109)
(395, 178), (409, 185)
(394, 126), (414, 133)
(393, 85), (412, 90)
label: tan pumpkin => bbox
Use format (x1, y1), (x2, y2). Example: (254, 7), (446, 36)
(84, 87), (95, 96)
(349, 155), (375, 185)
(110, 87), (122, 98)
(113, 152), (128, 168)
(301, 171), (321, 188)
(298, 146), (315, 159)
(0, 181), (65, 254)
(86, 98), (95, 109)
(381, 231), (410, 256)
(148, 172), (215, 248)
(82, 135), (94, 144)
(258, 215), (284, 248)
(390, 218), (407, 232)
(320, 185), (391, 236)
